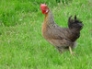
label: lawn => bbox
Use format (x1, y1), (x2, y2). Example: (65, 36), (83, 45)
(0, 0), (92, 69)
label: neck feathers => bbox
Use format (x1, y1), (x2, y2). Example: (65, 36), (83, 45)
(44, 10), (55, 24)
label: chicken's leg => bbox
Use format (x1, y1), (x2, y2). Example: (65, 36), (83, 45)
(69, 46), (73, 55)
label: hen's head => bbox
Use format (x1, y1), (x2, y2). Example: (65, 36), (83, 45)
(40, 4), (49, 14)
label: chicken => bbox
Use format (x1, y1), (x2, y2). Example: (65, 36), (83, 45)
(40, 4), (83, 54)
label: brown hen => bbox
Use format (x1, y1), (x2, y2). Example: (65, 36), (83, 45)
(40, 4), (83, 54)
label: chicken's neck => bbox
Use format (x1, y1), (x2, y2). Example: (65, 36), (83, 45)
(44, 10), (55, 25)
(42, 10), (56, 35)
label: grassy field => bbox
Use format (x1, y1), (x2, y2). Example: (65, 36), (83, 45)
(0, 0), (92, 69)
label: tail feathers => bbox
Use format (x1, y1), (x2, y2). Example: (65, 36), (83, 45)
(68, 15), (83, 30)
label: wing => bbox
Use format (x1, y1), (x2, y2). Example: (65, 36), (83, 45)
(45, 25), (73, 47)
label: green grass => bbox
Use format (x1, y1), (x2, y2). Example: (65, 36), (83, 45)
(0, 0), (92, 69)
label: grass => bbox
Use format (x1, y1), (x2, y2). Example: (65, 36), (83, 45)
(0, 0), (92, 69)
